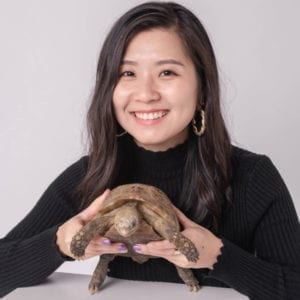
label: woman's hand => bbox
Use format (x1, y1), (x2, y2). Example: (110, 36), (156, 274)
(133, 206), (223, 270)
(56, 189), (128, 260)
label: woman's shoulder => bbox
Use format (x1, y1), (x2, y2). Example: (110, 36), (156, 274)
(45, 155), (90, 199)
(66, 155), (89, 174)
(231, 144), (264, 160)
(52, 155), (89, 184)
(231, 144), (271, 170)
(231, 144), (263, 175)
(230, 144), (284, 193)
(230, 145), (280, 185)
(44, 155), (90, 214)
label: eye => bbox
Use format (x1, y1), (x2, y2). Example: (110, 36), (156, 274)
(120, 71), (135, 77)
(160, 70), (177, 77)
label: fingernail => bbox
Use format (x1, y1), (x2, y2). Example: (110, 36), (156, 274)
(117, 244), (127, 251)
(102, 239), (111, 245)
(133, 244), (141, 252)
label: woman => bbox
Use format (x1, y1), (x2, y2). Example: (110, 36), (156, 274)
(1, 2), (299, 299)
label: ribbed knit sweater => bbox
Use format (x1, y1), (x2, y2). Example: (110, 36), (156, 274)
(0, 137), (299, 299)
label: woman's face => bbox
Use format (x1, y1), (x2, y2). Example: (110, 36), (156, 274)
(112, 28), (198, 151)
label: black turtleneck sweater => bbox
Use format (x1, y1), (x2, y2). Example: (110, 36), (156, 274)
(0, 137), (299, 299)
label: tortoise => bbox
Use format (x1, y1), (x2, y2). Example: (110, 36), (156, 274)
(70, 183), (200, 294)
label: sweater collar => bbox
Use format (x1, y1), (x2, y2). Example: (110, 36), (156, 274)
(122, 135), (188, 177)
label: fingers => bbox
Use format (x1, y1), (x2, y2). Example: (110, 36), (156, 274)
(172, 205), (197, 228)
(133, 241), (188, 268)
(146, 239), (174, 250)
(76, 237), (128, 260)
(133, 240), (177, 257)
(79, 189), (110, 222)
(132, 241), (194, 269)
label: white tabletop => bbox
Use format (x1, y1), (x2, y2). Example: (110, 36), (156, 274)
(5, 272), (248, 300)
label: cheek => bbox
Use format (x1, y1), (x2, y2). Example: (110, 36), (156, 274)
(176, 86), (198, 113)
(112, 87), (126, 118)
(113, 83), (131, 107)
(164, 76), (198, 101)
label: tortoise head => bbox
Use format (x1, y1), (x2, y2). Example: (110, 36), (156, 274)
(114, 201), (140, 237)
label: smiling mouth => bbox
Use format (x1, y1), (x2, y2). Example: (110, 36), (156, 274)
(133, 111), (168, 120)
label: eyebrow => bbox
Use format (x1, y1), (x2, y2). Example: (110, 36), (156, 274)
(121, 59), (185, 67)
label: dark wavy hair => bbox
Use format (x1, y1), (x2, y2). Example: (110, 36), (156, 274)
(76, 1), (232, 230)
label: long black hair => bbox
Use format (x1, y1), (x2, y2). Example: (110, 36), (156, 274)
(76, 2), (232, 230)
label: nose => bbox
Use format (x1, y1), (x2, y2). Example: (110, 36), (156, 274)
(133, 76), (160, 103)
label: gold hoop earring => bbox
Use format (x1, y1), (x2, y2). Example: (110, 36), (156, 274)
(192, 109), (206, 136)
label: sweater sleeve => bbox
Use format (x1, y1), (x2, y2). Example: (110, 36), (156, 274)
(0, 156), (88, 298)
(208, 155), (300, 299)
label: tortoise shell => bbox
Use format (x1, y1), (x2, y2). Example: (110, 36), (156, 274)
(99, 183), (179, 228)
(70, 183), (201, 293)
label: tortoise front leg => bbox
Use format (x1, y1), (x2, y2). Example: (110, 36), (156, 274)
(70, 215), (111, 258)
(139, 205), (199, 262)
(167, 229), (199, 262)
(88, 254), (115, 295)
(175, 266), (200, 292)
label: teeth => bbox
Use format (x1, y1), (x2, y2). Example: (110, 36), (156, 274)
(134, 111), (167, 120)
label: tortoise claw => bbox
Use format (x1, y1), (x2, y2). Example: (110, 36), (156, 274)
(89, 281), (101, 295)
(175, 266), (200, 292)
(187, 281), (201, 292)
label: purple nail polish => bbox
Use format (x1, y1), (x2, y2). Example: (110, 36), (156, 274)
(118, 244), (127, 251)
(133, 244), (141, 252)
(102, 239), (111, 245)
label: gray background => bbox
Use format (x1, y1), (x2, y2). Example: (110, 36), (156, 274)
(0, 0), (299, 275)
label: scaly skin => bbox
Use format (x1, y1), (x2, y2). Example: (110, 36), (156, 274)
(70, 216), (111, 258)
(139, 204), (199, 262)
(176, 266), (201, 292)
(88, 254), (115, 294)
(169, 231), (199, 262)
